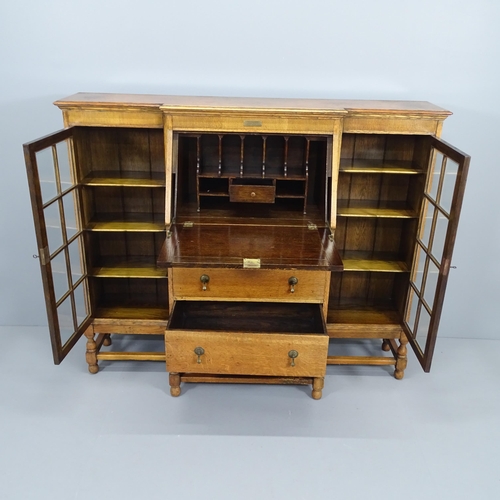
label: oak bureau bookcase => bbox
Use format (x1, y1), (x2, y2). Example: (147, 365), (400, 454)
(24, 93), (469, 399)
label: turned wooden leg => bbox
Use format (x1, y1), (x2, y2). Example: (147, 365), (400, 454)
(381, 339), (391, 352)
(169, 372), (181, 397)
(102, 334), (112, 347)
(394, 333), (408, 380)
(312, 377), (324, 400)
(84, 326), (99, 374)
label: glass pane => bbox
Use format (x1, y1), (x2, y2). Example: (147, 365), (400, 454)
(415, 306), (431, 351)
(439, 158), (458, 214)
(420, 200), (434, 250)
(431, 211), (449, 264)
(68, 235), (84, 283)
(62, 190), (78, 239)
(411, 244), (427, 293)
(57, 295), (75, 346)
(74, 281), (89, 327)
(406, 288), (419, 336)
(426, 150), (444, 202)
(44, 201), (63, 255)
(423, 260), (439, 312)
(51, 250), (70, 301)
(36, 147), (58, 203)
(56, 140), (74, 192)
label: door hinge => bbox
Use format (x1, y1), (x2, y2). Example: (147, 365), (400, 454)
(307, 223), (318, 230)
(443, 258), (451, 276)
(183, 221), (194, 228)
(38, 246), (50, 266)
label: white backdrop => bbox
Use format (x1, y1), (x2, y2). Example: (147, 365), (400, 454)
(1, 0), (498, 338)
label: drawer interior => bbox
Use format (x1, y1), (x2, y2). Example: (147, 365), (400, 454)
(168, 301), (325, 334)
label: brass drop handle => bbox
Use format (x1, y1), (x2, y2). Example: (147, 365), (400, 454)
(288, 276), (298, 293)
(194, 346), (205, 363)
(288, 350), (299, 367)
(200, 274), (210, 291)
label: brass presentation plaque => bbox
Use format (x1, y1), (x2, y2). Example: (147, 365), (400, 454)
(243, 120), (262, 127)
(243, 258), (261, 269)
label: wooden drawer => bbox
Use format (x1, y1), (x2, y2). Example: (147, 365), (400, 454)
(166, 301), (328, 377)
(171, 268), (328, 302)
(229, 183), (275, 203)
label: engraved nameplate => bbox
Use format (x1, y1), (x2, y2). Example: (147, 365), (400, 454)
(243, 258), (261, 269)
(244, 120), (262, 127)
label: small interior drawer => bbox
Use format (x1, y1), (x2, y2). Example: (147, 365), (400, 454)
(166, 301), (328, 377)
(229, 178), (276, 203)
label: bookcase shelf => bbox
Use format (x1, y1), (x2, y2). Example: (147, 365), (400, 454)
(339, 159), (424, 175)
(337, 201), (419, 218)
(90, 256), (167, 278)
(95, 307), (169, 321)
(86, 217), (166, 232)
(340, 251), (409, 272)
(82, 170), (165, 187)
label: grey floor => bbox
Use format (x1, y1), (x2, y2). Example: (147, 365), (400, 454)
(0, 326), (499, 500)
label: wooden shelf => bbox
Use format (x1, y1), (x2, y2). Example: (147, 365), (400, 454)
(339, 159), (423, 174)
(87, 221), (165, 232)
(95, 306), (169, 321)
(198, 173), (306, 180)
(91, 257), (167, 278)
(198, 177), (307, 200)
(337, 200), (418, 218)
(341, 251), (409, 272)
(327, 305), (403, 338)
(82, 170), (165, 187)
(199, 191), (230, 197)
(86, 213), (165, 232)
(329, 305), (401, 325)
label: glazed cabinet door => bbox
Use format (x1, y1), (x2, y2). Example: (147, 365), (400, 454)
(24, 128), (92, 364)
(403, 137), (470, 371)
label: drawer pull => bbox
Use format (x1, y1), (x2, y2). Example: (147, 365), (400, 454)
(288, 276), (298, 293)
(200, 274), (210, 291)
(194, 346), (205, 363)
(288, 350), (299, 367)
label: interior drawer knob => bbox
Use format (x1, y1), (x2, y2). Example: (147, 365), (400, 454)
(288, 276), (298, 293)
(200, 274), (210, 291)
(288, 350), (299, 366)
(194, 346), (205, 363)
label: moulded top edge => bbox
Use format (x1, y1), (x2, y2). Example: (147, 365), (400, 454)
(54, 93), (451, 117)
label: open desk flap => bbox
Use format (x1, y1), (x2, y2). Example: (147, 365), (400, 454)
(157, 224), (343, 271)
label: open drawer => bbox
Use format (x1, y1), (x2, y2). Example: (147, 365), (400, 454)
(165, 301), (329, 398)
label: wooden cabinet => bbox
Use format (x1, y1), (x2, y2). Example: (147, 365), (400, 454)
(24, 94), (470, 397)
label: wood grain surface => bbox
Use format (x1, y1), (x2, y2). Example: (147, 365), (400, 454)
(171, 268), (328, 302)
(166, 331), (328, 377)
(158, 224), (343, 270)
